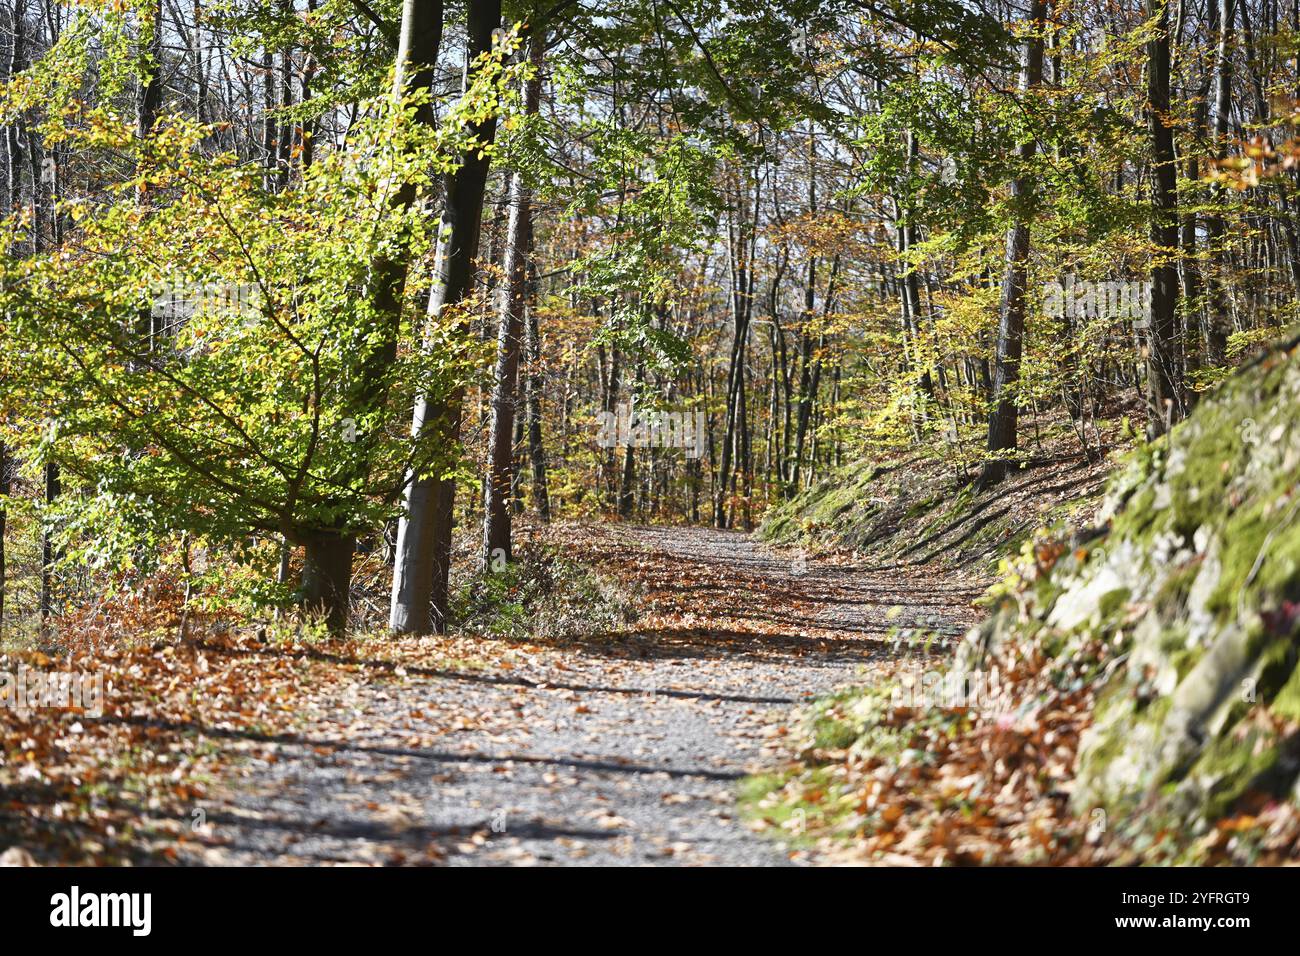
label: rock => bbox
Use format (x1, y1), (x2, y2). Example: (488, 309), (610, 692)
(1046, 563), (1127, 631)
(977, 331), (1300, 849)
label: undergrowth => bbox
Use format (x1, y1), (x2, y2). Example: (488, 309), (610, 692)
(452, 540), (637, 640)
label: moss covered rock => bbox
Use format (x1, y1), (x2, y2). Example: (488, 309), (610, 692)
(963, 333), (1300, 851)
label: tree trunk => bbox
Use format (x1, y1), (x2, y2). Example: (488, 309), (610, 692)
(715, 171), (758, 526)
(979, 0), (1046, 488)
(619, 437), (636, 518)
(0, 444), (7, 629)
(901, 130), (932, 402)
(192, 0), (208, 124)
(791, 151), (817, 494)
(1146, 0), (1185, 436)
(301, 531), (353, 635)
(391, 0), (501, 635)
(482, 32), (542, 563)
(138, 1), (162, 142)
(134, 1), (161, 354)
(40, 461), (60, 623)
(261, 38), (276, 185)
(523, 256), (551, 521)
(1, 0), (24, 630)
(277, 0), (294, 187)
(33, 5), (60, 624)
(483, 170), (529, 560)
(1205, 0), (1235, 366)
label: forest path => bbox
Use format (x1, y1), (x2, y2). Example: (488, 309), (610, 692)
(186, 525), (982, 866)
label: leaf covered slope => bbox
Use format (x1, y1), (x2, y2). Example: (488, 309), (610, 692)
(965, 331), (1300, 858)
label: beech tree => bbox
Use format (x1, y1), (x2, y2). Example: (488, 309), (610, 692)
(980, 0), (1047, 488)
(389, 0), (502, 636)
(1, 0), (1298, 640)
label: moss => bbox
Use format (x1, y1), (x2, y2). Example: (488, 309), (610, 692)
(905, 494), (941, 525)
(1114, 484), (1158, 540)
(1097, 586), (1132, 621)
(1254, 637), (1300, 702)
(802, 686), (878, 752)
(1247, 514), (1300, 599)
(1030, 567), (1069, 613)
(1143, 690), (1174, 726)
(813, 717), (860, 750)
(1073, 691), (1138, 802)
(1269, 660), (1300, 721)
(1165, 417), (1245, 537)
(760, 458), (892, 547)
(1076, 688), (1178, 815)
(1155, 559), (1202, 615)
(1207, 503), (1277, 619)
(737, 772), (788, 806)
(1189, 722), (1281, 821)
(812, 486), (858, 523)
(1167, 646), (1200, 682)
(1157, 623), (1189, 654)
(762, 514), (793, 542)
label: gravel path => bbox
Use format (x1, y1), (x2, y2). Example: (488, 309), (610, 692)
(187, 526), (981, 866)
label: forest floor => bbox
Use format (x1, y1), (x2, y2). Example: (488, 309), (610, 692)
(170, 525), (984, 866)
(0, 444), (1116, 866)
